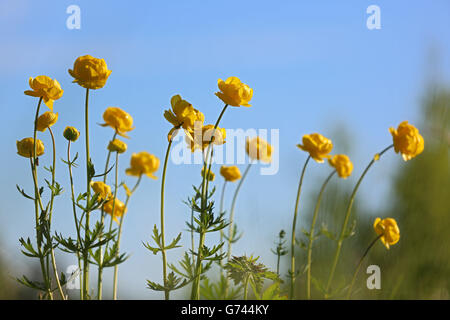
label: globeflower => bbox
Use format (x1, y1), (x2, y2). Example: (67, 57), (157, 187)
(103, 197), (127, 223)
(68, 55), (112, 90)
(100, 107), (134, 138)
(186, 124), (226, 152)
(108, 139), (127, 154)
(125, 152), (160, 179)
(297, 133), (333, 163)
(24, 76), (63, 111)
(373, 218), (400, 249)
(63, 126), (80, 142)
(215, 77), (253, 107)
(164, 95), (205, 141)
(36, 111), (58, 132)
(16, 137), (44, 158)
(220, 165), (241, 182)
(246, 137), (272, 163)
(389, 121), (424, 161)
(90, 181), (112, 201)
(328, 154), (353, 179)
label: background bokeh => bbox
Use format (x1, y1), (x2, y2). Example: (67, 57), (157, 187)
(0, 0), (449, 299)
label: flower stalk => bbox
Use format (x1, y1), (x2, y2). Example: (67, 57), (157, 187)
(289, 155), (311, 299)
(306, 169), (336, 299)
(324, 144), (394, 298)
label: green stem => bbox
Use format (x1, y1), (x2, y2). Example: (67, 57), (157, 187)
(97, 132), (117, 299)
(289, 155), (311, 299)
(113, 175), (142, 300)
(346, 234), (382, 299)
(67, 141), (83, 299)
(47, 128), (66, 300)
(243, 275), (250, 300)
(83, 88), (91, 300)
(219, 181), (227, 276)
(31, 97), (53, 299)
(306, 170), (336, 299)
(160, 140), (173, 300)
(224, 162), (252, 297)
(324, 144), (394, 298)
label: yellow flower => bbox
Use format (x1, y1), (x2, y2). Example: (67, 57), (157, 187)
(16, 137), (44, 158)
(246, 137), (272, 163)
(103, 197), (127, 223)
(90, 181), (112, 201)
(164, 95), (205, 141)
(201, 168), (215, 181)
(36, 111), (58, 132)
(297, 133), (333, 163)
(68, 55), (112, 90)
(24, 75), (63, 111)
(215, 77), (253, 107)
(328, 154), (353, 179)
(100, 107), (134, 138)
(108, 139), (127, 154)
(220, 165), (242, 182)
(186, 124), (226, 152)
(125, 152), (160, 179)
(373, 218), (400, 249)
(63, 126), (80, 142)
(389, 121), (424, 161)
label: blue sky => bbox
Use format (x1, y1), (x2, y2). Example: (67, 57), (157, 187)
(1, 0), (449, 298)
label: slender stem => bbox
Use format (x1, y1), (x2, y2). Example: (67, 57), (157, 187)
(243, 275), (250, 300)
(346, 235), (382, 299)
(192, 104), (229, 300)
(219, 181), (227, 276)
(31, 97), (53, 299)
(224, 163), (252, 297)
(29, 158), (52, 300)
(47, 128), (66, 300)
(67, 141), (83, 299)
(289, 155), (311, 299)
(306, 170), (336, 299)
(226, 163), (252, 262)
(83, 88), (91, 300)
(113, 175), (142, 300)
(97, 132), (117, 299)
(160, 140), (173, 300)
(324, 145), (394, 298)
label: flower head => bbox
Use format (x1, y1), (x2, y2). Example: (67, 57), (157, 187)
(328, 154), (353, 179)
(68, 55), (112, 89)
(164, 95), (204, 141)
(220, 165), (242, 182)
(90, 181), (112, 201)
(103, 197), (127, 223)
(373, 218), (400, 249)
(16, 137), (44, 158)
(297, 133), (333, 163)
(201, 167), (215, 181)
(36, 111), (58, 132)
(246, 137), (272, 163)
(389, 121), (424, 161)
(100, 107), (134, 138)
(125, 152), (160, 179)
(186, 124), (226, 152)
(24, 75), (63, 111)
(215, 77), (253, 107)
(108, 139), (127, 154)
(63, 126), (80, 142)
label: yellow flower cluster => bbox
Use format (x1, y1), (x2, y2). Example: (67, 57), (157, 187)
(389, 121), (424, 161)
(220, 165), (241, 182)
(246, 137), (272, 163)
(126, 152), (160, 179)
(16, 137), (44, 158)
(373, 217), (400, 249)
(101, 107), (134, 138)
(68, 55), (112, 90)
(24, 75), (63, 111)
